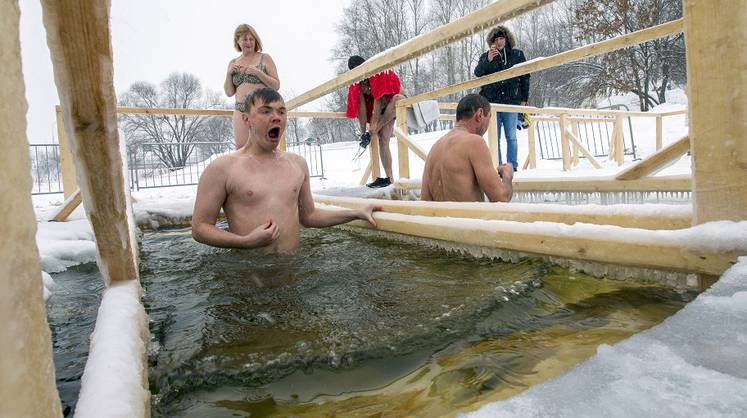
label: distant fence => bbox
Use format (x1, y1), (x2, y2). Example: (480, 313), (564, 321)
(534, 104), (637, 161)
(29, 140), (325, 194)
(128, 140), (324, 191)
(127, 141), (232, 190)
(29, 144), (63, 195)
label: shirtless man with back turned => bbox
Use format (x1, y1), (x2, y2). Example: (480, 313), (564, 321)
(192, 88), (381, 253)
(421, 94), (514, 202)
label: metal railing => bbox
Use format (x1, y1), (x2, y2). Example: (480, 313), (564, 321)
(535, 114), (637, 161)
(286, 140), (325, 179)
(29, 143), (63, 195)
(127, 141), (233, 190)
(30, 138), (327, 194)
(127, 140), (325, 191)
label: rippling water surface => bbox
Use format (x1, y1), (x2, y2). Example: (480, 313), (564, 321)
(137, 227), (694, 417)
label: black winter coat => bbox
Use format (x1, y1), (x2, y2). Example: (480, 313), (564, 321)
(474, 47), (530, 105)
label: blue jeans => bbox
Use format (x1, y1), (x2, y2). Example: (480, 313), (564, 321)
(496, 112), (518, 170)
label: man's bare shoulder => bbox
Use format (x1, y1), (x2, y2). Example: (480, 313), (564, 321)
(208, 151), (241, 169)
(460, 131), (487, 143)
(280, 151), (309, 170)
(202, 152), (242, 177)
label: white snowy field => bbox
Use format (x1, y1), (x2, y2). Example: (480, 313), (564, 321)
(29, 90), (747, 416)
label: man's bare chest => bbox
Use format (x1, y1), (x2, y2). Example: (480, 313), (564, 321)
(225, 160), (304, 205)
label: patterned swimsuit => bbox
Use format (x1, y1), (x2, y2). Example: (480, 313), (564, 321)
(233, 54), (268, 112)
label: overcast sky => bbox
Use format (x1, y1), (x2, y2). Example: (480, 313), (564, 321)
(19, 0), (349, 142)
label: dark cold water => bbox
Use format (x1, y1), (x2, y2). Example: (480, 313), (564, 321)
(134, 227), (693, 417)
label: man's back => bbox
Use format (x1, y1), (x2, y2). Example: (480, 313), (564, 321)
(422, 129), (486, 202)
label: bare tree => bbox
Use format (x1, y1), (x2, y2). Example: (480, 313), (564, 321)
(327, 0), (685, 112)
(573, 0), (685, 110)
(119, 72), (231, 169)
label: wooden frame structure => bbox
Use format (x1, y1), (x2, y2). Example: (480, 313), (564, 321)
(3, 0), (745, 416)
(0, 2), (62, 416)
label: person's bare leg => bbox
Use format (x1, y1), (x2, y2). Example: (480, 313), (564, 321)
(233, 110), (250, 149)
(378, 94), (405, 127)
(357, 90), (369, 133)
(376, 94), (405, 180)
(378, 119), (395, 180)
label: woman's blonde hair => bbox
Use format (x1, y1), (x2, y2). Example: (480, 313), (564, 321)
(233, 24), (263, 52)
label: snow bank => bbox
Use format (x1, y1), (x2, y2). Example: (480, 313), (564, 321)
(41, 271), (55, 302)
(74, 280), (149, 418)
(36, 219), (96, 275)
(462, 257), (747, 418)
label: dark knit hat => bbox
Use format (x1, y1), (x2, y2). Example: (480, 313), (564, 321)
(348, 55), (366, 70)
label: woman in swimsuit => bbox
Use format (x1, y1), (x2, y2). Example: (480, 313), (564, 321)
(224, 24), (280, 148)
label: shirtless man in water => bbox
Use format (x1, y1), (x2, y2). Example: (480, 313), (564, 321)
(192, 88), (382, 253)
(421, 94), (513, 202)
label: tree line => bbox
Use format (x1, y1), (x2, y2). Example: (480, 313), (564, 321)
(119, 0), (686, 162)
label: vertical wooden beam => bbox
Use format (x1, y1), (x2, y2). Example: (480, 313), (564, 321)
(56, 105), (77, 197)
(571, 121), (580, 167)
(655, 114), (663, 151)
(0, 2), (63, 416)
(684, 0), (747, 224)
(41, 0), (139, 286)
(527, 117), (537, 169)
(487, 106), (499, 167)
(559, 113), (570, 171)
(396, 105), (409, 179)
(610, 115), (625, 166)
(369, 133), (381, 179)
(279, 132), (286, 152)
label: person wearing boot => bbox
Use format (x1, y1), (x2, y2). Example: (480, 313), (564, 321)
(345, 55), (405, 188)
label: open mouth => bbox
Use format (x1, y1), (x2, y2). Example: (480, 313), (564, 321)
(268, 127), (280, 139)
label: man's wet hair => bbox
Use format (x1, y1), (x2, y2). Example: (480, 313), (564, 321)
(348, 55), (366, 70)
(244, 88), (284, 113)
(456, 94), (491, 121)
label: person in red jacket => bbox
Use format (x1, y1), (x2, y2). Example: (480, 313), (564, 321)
(345, 55), (405, 188)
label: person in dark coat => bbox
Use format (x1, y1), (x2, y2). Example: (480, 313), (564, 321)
(474, 25), (530, 170)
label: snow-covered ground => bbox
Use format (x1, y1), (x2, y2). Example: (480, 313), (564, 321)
(31, 90), (747, 416)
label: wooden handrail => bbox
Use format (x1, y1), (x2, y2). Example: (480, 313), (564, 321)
(399, 19), (683, 107)
(285, 0), (556, 110)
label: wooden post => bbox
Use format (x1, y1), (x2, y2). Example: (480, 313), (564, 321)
(684, 0), (747, 225)
(369, 133), (381, 180)
(56, 105), (78, 197)
(655, 115), (663, 151)
(488, 106), (499, 167)
(279, 132), (286, 152)
(610, 115), (625, 166)
(527, 116), (537, 169)
(0, 2), (63, 415)
(396, 105), (410, 179)
(559, 113), (571, 171)
(571, 121), (580, 167)
(41, 0), (139, 286)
